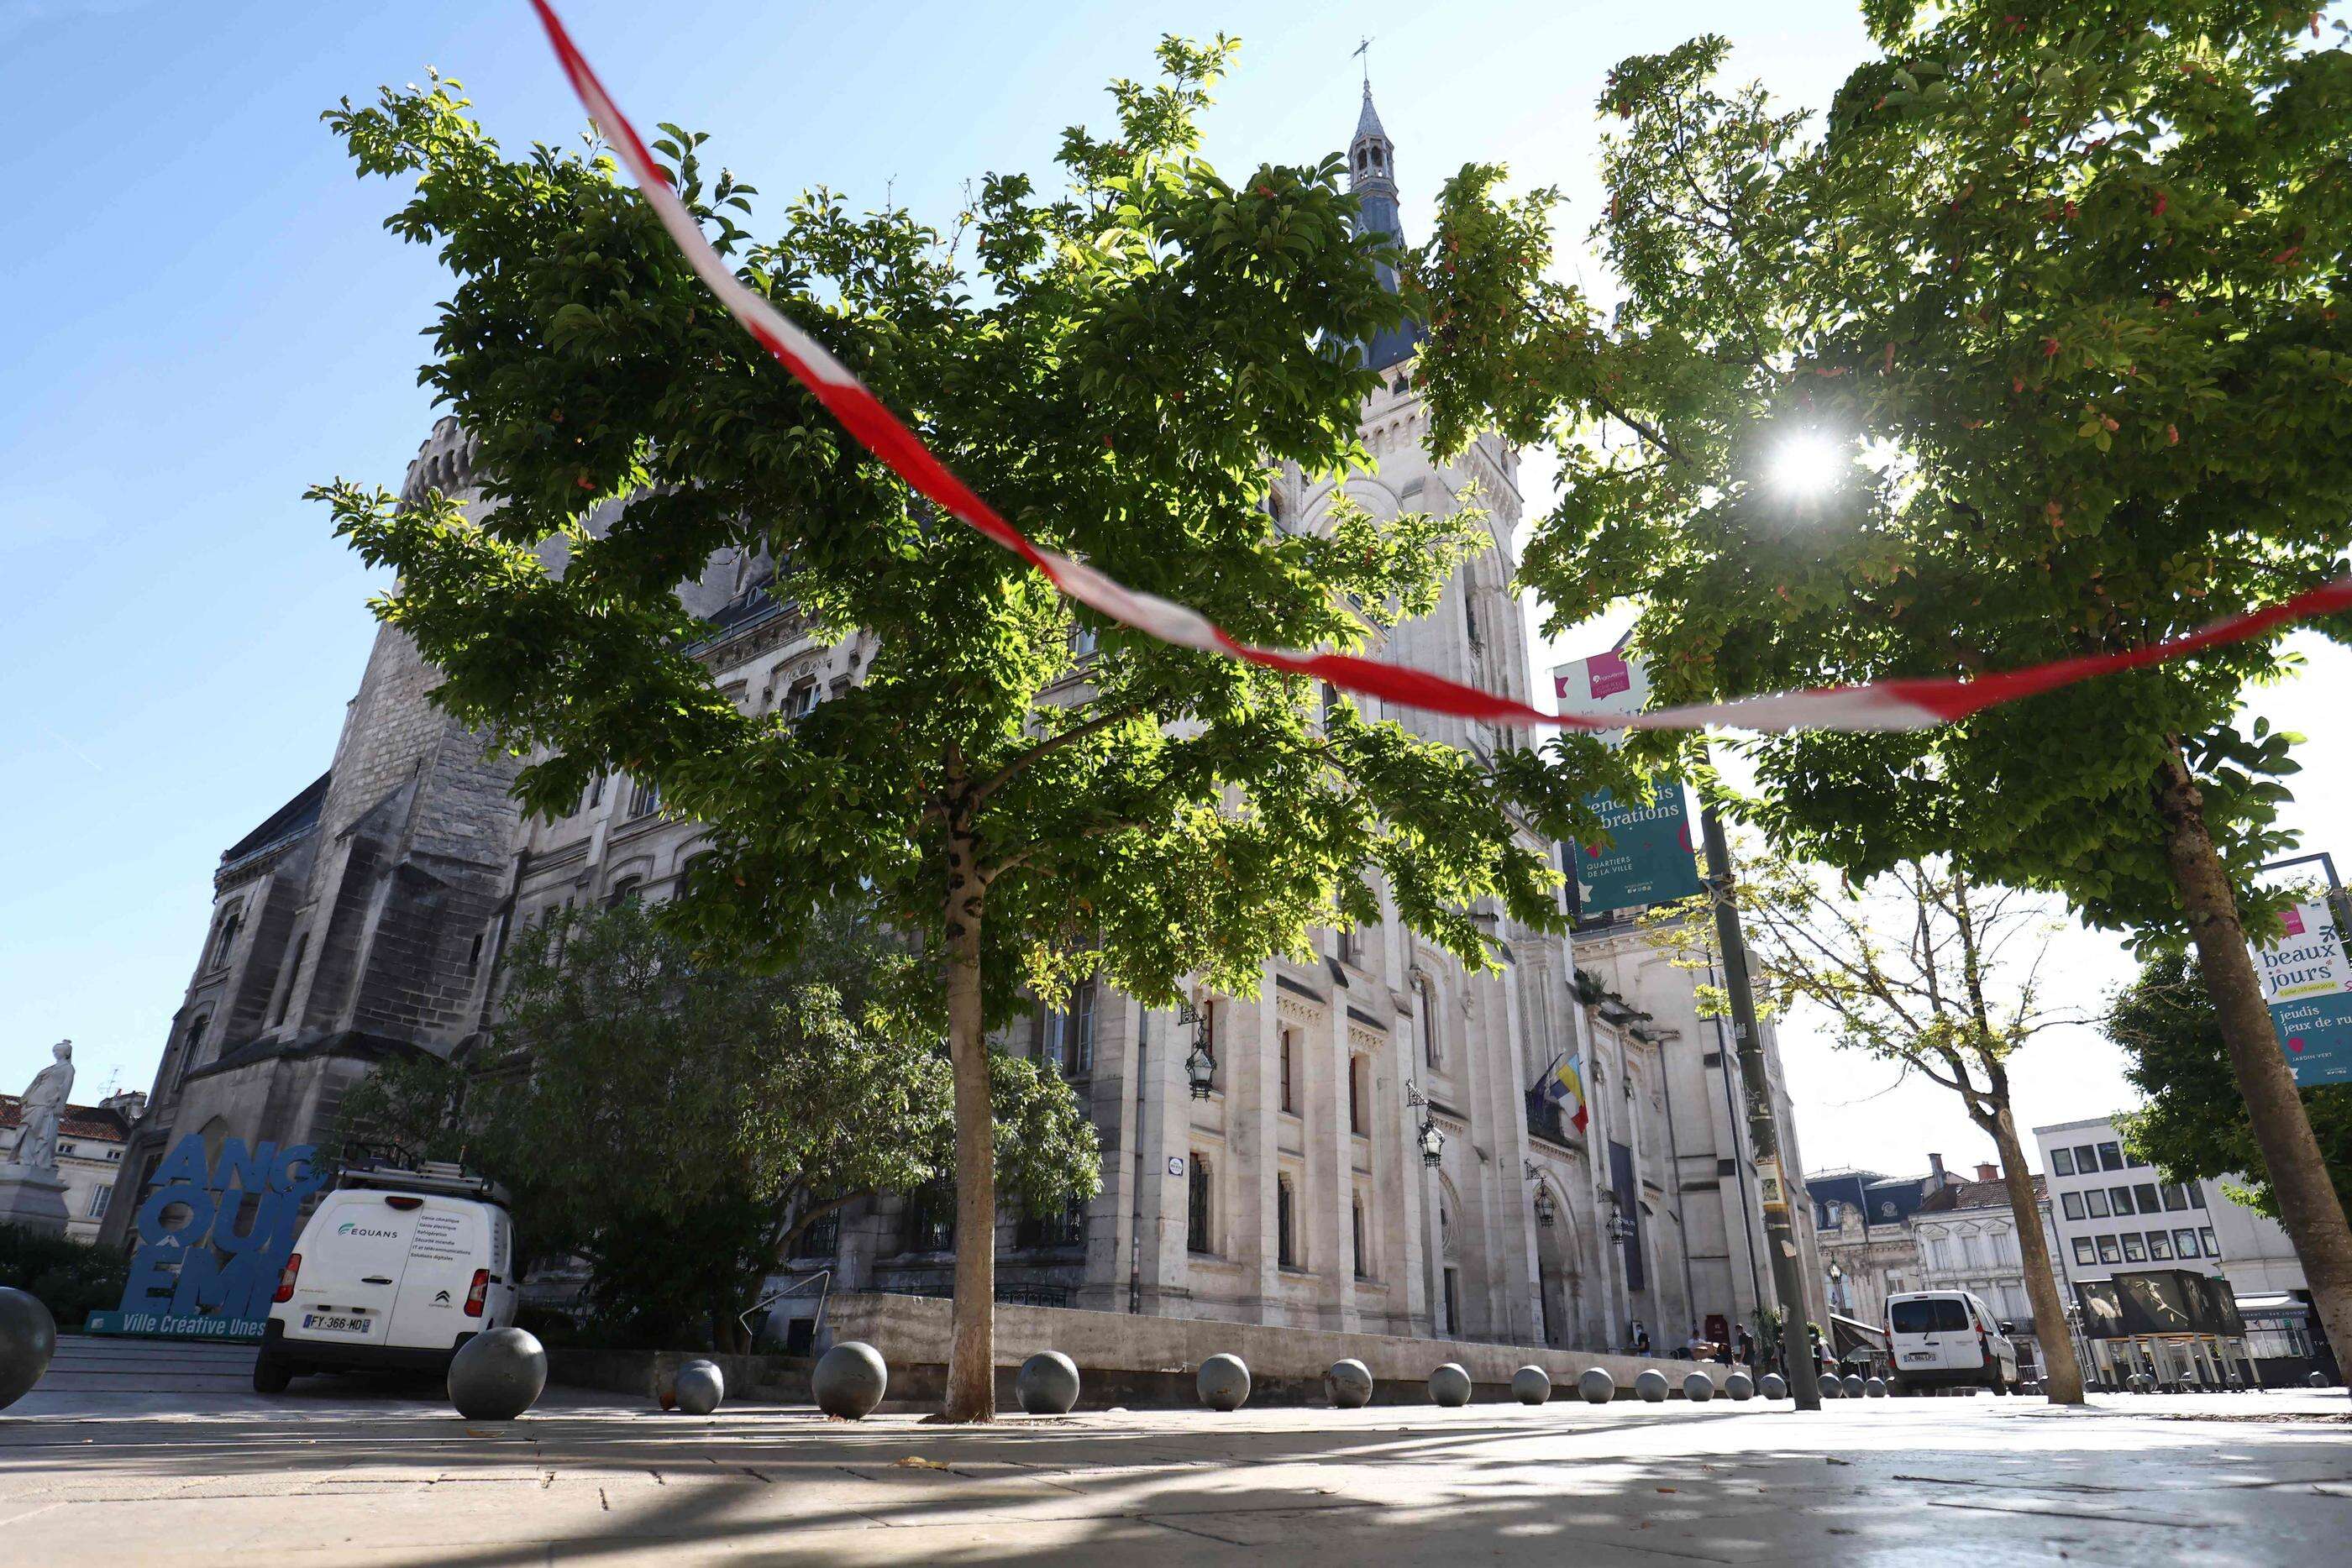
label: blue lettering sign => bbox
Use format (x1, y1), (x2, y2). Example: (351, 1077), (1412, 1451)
(88, 1132), (319, 1342)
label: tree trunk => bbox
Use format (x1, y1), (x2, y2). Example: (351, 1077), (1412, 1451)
(940, 828), (998, 1423)
(2154, 742), (2352, 1383)
(1985, 1103), (2086, 1404)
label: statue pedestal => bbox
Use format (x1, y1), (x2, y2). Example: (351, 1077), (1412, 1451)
(0, 1165), (71, 1236)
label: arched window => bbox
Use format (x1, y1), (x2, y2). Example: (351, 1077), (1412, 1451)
(177, 1014), (210, 1084)
(209, 905), (243, 969)
(1417, 972), (1441, 1068)
(606, 876), (643, 909)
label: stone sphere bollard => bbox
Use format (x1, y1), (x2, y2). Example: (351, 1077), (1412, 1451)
(1864, 1377), (1887, 1398)
(1198, 1353), (1251, 1412)
(813, 1341), (889, 1419)
(1325, 1358), (1373, 1409)
(1818, 1374), (1842, 1398)
(1578, 1367), (1616, 1404)
(1842, 1373), (1867, 1399)
(1429, 1363), (1473, 1407)
(1724, 1371), (1755, 1402)
(1016, 1351), (1081, 1415)
(1758, 1372), (1788, 1400)
(675, 1359), (725, 1417)
(448, 1328), (548, 1421)
(1634, 1368), (1670, 1403)
(2308, 1371), (2331, 1389)
(1511, 1366), (1552, 1405)
(0, 1287), (58, 1412)
(1683, 1371), (1715, 1403)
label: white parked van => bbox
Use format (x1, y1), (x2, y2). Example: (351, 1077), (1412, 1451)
(1886, 1289), (2020, 1395)
(255, 1161), (517, 1392)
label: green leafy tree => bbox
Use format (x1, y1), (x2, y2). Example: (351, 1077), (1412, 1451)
(340, 900), (1098, 1351)
(2108, 947), (2352, 1219)
(1649, 850), (2090, 1401)
(1420, 0), (2352, 1376)
(311, 42), (1608, 1418)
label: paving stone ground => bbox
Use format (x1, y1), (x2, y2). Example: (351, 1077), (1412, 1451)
(3, 1373), (2347, 1565)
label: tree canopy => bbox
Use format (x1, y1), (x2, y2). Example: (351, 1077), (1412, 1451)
(312, 39), (1614, 1416)
(1417, 0), (2352, 1391)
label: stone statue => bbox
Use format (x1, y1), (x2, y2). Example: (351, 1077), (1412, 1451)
(13, 1042), (74, 1173)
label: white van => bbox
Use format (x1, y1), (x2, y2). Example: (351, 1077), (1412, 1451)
(1886, 1289), (2021, 1395)
(255, 1161), (518, 1392)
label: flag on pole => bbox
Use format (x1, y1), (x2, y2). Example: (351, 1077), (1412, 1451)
(1536, 1051), (1588, 1135)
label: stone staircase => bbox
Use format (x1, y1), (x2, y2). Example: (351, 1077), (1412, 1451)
(39, 1335), (258, 1397)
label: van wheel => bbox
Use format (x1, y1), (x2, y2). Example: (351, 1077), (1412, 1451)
(253, 1356), (293, 1395)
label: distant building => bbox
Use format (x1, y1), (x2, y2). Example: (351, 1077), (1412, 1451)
(2034, 1114), (2332, 1384)
(1911, 1165), (2061, 1378)
(1805, 1161), (1954, 1328)
(1, 1089), (143, 1242)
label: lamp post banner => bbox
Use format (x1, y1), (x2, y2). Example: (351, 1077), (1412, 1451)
(1551, 652), (1704, 916)
(2255, 901), (2352, 1088)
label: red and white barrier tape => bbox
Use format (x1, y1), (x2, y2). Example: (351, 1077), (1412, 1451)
(526, 1), (2351, 733)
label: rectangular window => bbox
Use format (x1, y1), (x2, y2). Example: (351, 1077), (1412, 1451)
(2190, 1183), (2208, 1209)
(2072, 1237), (2097, 1266)
(1441, 1266), (1462, 1336)
(2109, 1185), (2135, 1214)
(1347, 1057), (1365, 1135)
(900, 1185), (953, 1254)
(2097, 1141), (2124, 1172)
(1352, 1196), (1368, 1279)
(2163, 1184), (2190, 1212)
(1279, 1027), (1295, 1114)
(627, 778), (659, 819)
(1891, 1298), (1970, 1334)
(2086, 1189), (2110, 1217)
(2097, 1235), (2122, 1265)
(88, 1184), (113, 1219)
(2122, 1234), (2148, 1262)
(792, 1210), (840, 1259)
(1277, 1175), (1297, 1269)
(2175, 1228), (2201, 1258)
(2200, 1227), (2218, 1256)
(2134, 1183), (2160, 1214)
(2073, 1144), (2097, 1172)
(2051, 1148), (2076, 1176)
(1070, 978), (1095, 1075)
(2128, 1149), (2151, 1167)
(1188, 1155), (1211, 1255)
(2061, 1191), (2085, 1220)
(2147, 1230), (2173, 1260)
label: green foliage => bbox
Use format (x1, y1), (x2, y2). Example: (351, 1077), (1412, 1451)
(1646, 845), (2073, 1128)
(1420, 3), (2352, 941)
(2108, 947), (2352, 1217)
(0, 1224), (127, 1329)
(310, 39), (1611, 1037)
(339, 901), (1095, 1346)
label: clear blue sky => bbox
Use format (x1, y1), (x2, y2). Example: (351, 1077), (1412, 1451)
(3, 0), (2344, 1182)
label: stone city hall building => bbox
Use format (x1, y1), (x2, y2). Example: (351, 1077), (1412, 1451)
(108, 90), (1822, 1356)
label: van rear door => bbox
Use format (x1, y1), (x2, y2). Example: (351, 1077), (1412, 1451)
(386, 1199), (487, 1350)
(287, 1193), (418, 1341)
(1891, 1296), (1975, 1370)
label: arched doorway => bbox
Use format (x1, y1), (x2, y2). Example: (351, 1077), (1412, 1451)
(1534, 1179), (1583, 1348)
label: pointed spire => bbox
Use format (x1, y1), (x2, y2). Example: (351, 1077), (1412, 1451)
(1342, 72), (1420, 373)
(1355, 80), (1388, 144)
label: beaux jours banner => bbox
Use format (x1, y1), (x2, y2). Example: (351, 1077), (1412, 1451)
(1551, 650), (1703, 919)
(2255, 900), (2352, 1088)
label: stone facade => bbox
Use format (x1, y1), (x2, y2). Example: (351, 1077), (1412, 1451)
(1912, 1167), (2061, 1374)
(108, 92), (1820, 1360)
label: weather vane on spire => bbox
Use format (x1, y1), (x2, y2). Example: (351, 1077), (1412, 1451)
(1354, 36), (1373, 90)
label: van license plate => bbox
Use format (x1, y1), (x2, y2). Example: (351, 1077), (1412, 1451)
(1903, 1351), (1934, 1361)
(302, 1314), (374, 1336)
